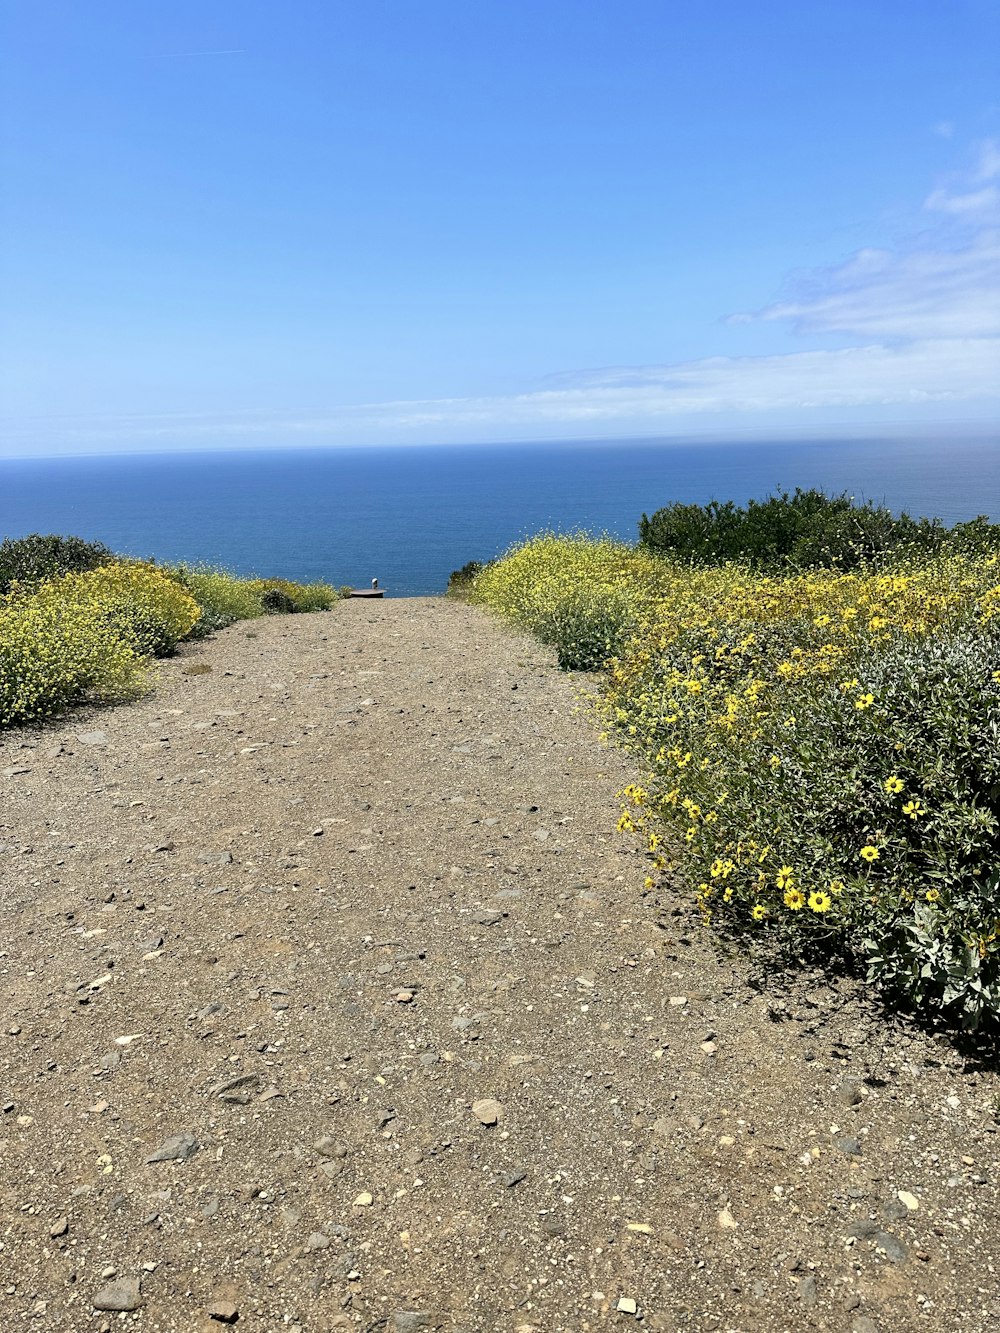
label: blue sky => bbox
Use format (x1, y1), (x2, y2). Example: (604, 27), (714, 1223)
(1, 0), (998, 455)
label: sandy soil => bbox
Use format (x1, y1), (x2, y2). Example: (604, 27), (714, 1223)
(1, 598), (998, 1333)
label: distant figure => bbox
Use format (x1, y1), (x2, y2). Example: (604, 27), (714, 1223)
(371, 578), (379, 589)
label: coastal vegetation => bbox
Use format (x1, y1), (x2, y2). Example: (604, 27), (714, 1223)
(0, 534), (336, 729)
(471, 497), (1000, 1034)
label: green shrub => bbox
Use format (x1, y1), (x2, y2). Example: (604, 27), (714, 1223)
(446, 560), (485, 598)
(249, 577), (336, 613)
(534, 584), (637, 670)
(638, 488), (1000, 572)
(167, 566), (265, 635)
(0, 533), (115, 594)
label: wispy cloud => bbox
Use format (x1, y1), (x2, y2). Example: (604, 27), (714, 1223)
(740, 141), (1000, 341)
(6, 142), (998, 454)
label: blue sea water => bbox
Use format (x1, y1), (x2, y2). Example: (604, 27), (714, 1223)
(1, 435), (998, 596)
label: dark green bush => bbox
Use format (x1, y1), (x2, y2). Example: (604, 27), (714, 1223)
(446, 560), (485, 597)
(638, 489), (1000, 572)
(0, 533), (115, 594)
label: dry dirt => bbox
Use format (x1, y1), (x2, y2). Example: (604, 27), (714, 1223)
(1, 598), (998, 1333)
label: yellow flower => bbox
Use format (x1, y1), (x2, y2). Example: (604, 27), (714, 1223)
(617, 812), (634, 833)
(775, 865), (795, 890)
(808, 891), (832, 913)
(854, 693), (875, 710)
(925, 888), (940, 903)
(884, 776), (904, 794)
(784, 889), (805, 910)
(829, 879), (845, 896)
(902, 800), (926, 820)
(751, 904), (767, 921)
(722, 886), (733, 903)
(860, 845), (880, 863)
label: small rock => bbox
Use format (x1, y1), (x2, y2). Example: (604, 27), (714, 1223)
(616, 1297), (638, 1315)
(851, 1318), (879, 1333)
(394, 990), (415, 1004)
(314, 1136), (348, 1158)
(835, 1135), (862, 1157)
(874, 1230), (909, 1264)
(78, 731), (109, 747)
(717, 1208), (737, 1230)
(146, 1131), (199, 1164)
(836, 1079), (864, 1107)
(352, 1191), (374, 1207)
(305, 1231), (330, 1252)
(472, 1098), (504, 1125)
(92, 1277), (141, 1312)
(391, 1314), (429, 1333)
(473, 910), (503, 926)
(897, 1190), (919, 1211)
(2, 766), (31, 778)
(208, 1299), (240, 1323)
(502, 1169), (527, 1188)
(50, 1216), (69, 1238)
(796, 1275), (818, 1306)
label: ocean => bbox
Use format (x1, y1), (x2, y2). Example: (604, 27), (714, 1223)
(2, 435), (998, 596)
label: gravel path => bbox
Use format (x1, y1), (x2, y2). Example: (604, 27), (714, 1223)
(1, 598), (998, 1333)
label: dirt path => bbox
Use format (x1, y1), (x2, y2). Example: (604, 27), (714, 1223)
(1, 598), (998, 1333)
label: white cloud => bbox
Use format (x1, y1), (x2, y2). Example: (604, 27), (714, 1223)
(6, 142), (998, 455)
(745, 143), (1000, 341)
(24, 336), (994, 452)
(749, 230), (1000, 338)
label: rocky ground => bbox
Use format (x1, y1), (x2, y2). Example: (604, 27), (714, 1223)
(1, 597), (998, 1333)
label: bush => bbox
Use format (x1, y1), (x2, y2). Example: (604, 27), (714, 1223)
(477, 533), (1000, 1033)
(638, 488), (1000, 572)
(0, 533), (114, 594)
(248, 577), (337, 613)
(0, 563), (200, 727)
(446, 561), (485, 598)
(167, 566), (265, 635)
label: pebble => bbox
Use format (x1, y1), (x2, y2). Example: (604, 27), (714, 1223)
(616, 1297), (638, 1315)
(92, 1277), (141, 1312)
(874, 1230), (909, 1264)
(796, 1275), (818, 1306)
(717, 1208), (737, 1230)
(208, 1299), (240, 1324)
(394, 989), (415, 1004)
(50, 1216), (69, 1238)
(835, 1135), (862, 1156)
(391, 1314), (429, 1333)
(897, 1190), (920, 1211)
(146, 1131), (200, 1164)
(836, 1079), (864, 1107)
(472, 1098), (504, 1125)
(78, 731), (109, 747)
(353, 1191), (374, 1207)
(473, 910), (503, 926)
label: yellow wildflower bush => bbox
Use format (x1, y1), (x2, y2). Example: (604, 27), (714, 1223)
(0, 561), (199, 727)
(476, 538), (1000, 1031)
